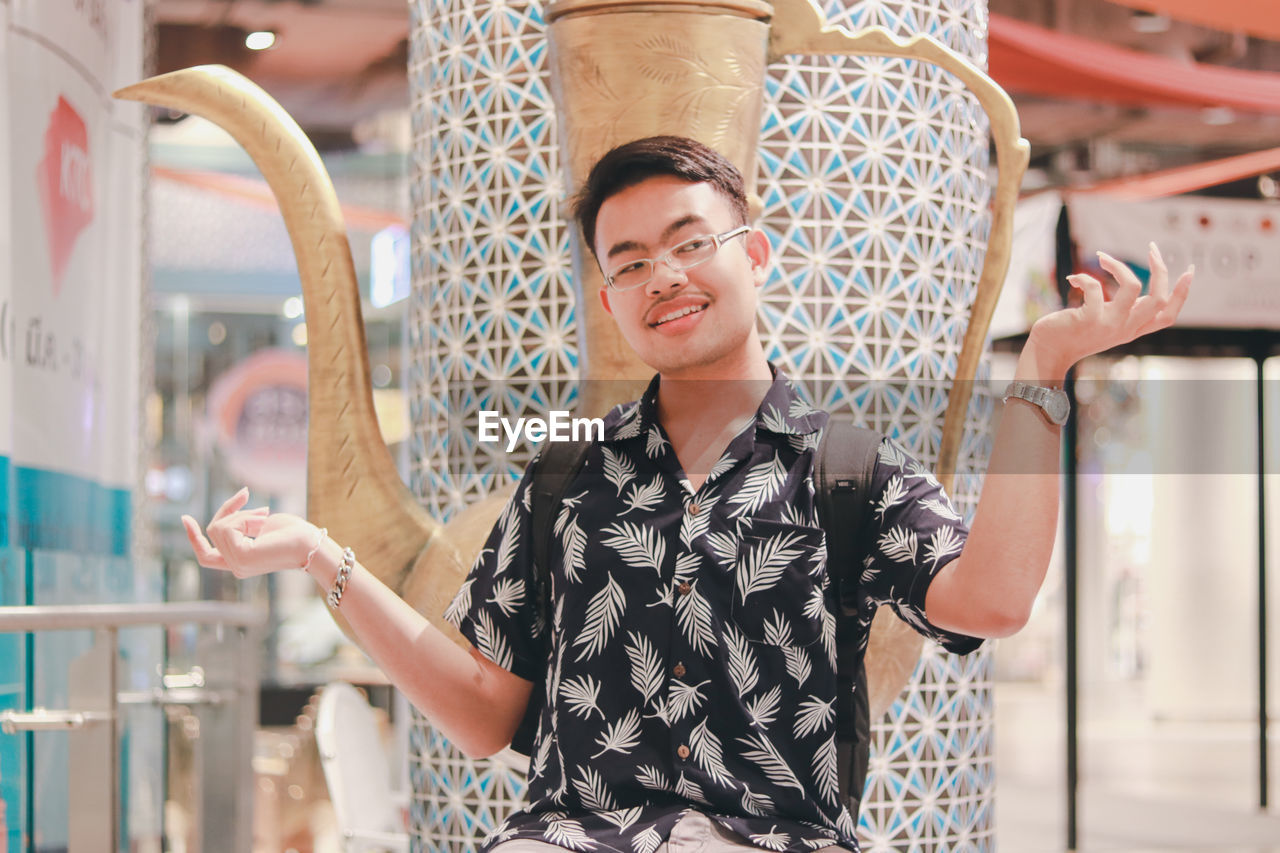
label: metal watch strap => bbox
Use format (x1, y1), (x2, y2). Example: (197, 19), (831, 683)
(1003, 380), (1069, 426)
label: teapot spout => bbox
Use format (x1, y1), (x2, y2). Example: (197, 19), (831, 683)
(116, 66), (440, 598)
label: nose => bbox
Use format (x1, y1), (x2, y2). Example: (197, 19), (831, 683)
(645, 258), (688, 296)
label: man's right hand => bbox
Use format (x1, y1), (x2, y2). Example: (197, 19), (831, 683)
(182, 487), (321, 578)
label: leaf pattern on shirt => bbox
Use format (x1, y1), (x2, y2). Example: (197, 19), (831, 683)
(600, 807), (643, 832)
(674, 583), (716, 658)
(573, 575), (627, 661)
(794, 695), (836, 739)
(705, 452), (740, 484)
(878, 525), (919, 564)
(443, 578), (473, 626)
(602, 521), (666, 576)
(488, 576), (526, 617)
(634, 765), (670, 793)
(542, 813), (596, 850)
(925, 525), (964, 570)
(560, 674), (605, 721)
(724, 623), (759, 696)
(737, 531), (806, 602)
(573, 767), (617, 812)
(678, 494), (718, 548)
(783, 645), (812, 687)
(737, 731), (805, 793)
(815, 735), (839, 805)
(592, 708), (642, 758)
(690, 717), (735, 788)
(706, 530), (739, 569)
(740, 785), (774, 817)
(560, 512), (589, 585)
(728, 451), (788, 516)
(875, 474), (908, 520)
(645, 424), (668, 460)
(632, 826), (663, 853)
(745, 684), (781, 729)
(921, 497), (963, 521)
(669, 678), (710, 724)
(675, 772), (710, 805)
(624, 631), (664, 707)
(473, 610), (512, 670)
(621, 475), (666, 516)
(602, 446), (637, 495)
(750, 827), (791, 851)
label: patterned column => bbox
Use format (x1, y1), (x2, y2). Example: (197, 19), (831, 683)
(407, 0), (996, 849)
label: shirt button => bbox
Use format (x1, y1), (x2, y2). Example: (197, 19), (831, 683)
(677, 744), (691, 760)
(677, 581), (692, 596)
(673, 663), (686, 678)
(687, 502), (701, 516)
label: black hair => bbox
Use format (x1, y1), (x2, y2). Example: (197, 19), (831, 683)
(572, 136), (749, 253)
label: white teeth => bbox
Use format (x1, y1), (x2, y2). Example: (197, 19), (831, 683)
(655, 304), (706, 325)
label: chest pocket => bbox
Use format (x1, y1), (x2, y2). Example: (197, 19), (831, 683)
(730, 518), (827, 647)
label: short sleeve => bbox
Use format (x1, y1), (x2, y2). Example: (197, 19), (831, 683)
(859, 438), (983, 655)
(443, 463), (545, 681)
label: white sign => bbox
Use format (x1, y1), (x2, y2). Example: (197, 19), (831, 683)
(1069, 194), (1280, 329)
(6, 0), (145, 489)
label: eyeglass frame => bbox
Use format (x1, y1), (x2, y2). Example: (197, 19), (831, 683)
(602, 225), (752, 292)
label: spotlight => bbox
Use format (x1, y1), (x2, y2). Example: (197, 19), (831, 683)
(1130, 12), (1170, 33)
(245, 30), (277, 51)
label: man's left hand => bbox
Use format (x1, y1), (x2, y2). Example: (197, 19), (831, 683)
(1026, 242), (1193, 379)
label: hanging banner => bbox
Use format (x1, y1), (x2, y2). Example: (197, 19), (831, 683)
(1069, 194), (1280, 330)
(6, 0), (145, 556)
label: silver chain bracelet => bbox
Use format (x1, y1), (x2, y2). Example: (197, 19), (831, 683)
(326, 546), (355, 609)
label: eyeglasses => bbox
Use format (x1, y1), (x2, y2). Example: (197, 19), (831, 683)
(603, 226), (751, 292)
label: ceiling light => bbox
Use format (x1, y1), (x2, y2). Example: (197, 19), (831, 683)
(245, 30), (277, 51)
(1130, 12), (1171, 33)
(1201, 106), (1236, 126)
(283, 296), (303, 319)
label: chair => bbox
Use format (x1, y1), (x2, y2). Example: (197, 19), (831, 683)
(315, 682), (410, 853)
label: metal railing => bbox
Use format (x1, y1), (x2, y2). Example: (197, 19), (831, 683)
(0, 602), (266, 853)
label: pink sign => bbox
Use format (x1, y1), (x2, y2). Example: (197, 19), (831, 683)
(36, 95), (94, 296)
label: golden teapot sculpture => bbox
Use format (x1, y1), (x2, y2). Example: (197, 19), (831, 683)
(117, 0), (1027, 730)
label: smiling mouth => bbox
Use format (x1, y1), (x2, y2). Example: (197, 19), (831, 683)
(651, 304), (707, 326)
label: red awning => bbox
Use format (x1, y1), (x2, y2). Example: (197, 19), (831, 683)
(989, 13), (1280, 115)
(1070, 146), (1280, 198)
(1103, 0), (1280, 43)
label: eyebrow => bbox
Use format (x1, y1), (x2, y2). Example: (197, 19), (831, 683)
(604, 214), (706, 260)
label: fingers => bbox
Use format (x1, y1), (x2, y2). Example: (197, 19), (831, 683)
(181, 515), (227, 570)
(1146, 242), (1169, 301)
(1096, 251), (1141, 313)
(1154, 266), (1194, 327)
(1066, 273), (1103, 324)
(211, 487), (250, 524)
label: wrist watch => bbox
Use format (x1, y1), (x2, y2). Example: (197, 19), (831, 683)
(1003, 381), (1070, 426)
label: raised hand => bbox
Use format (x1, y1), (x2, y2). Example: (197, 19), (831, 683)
(181, 487), (320, 578)
(1027, 242), (1193, 378)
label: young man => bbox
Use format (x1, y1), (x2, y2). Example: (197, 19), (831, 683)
(185, 137), (1191, 852)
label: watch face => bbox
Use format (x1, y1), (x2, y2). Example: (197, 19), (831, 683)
(1045, 392), (1070, 425)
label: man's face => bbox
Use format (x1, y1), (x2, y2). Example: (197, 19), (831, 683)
(594, 176), (770, 379)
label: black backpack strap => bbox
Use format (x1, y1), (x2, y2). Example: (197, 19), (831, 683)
(510, 438), (593, 756)
(814, 420), (881, 818)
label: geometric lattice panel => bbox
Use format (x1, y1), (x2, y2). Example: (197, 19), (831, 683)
(407, 0), (998, 849)
(758, 3), (995, 849)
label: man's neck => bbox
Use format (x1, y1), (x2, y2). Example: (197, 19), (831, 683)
(653, 348), (773, 437)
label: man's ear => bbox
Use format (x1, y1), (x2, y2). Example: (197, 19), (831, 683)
(746, 228), (771, 287)
(599, 286), (614, 317)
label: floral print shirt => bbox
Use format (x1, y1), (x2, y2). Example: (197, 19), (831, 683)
(446, 369), (982, 852)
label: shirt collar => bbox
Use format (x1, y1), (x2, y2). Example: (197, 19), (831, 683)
(599, 363), (823, 442)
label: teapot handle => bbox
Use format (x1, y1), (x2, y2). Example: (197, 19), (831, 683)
(769, 0), (1031, 492)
